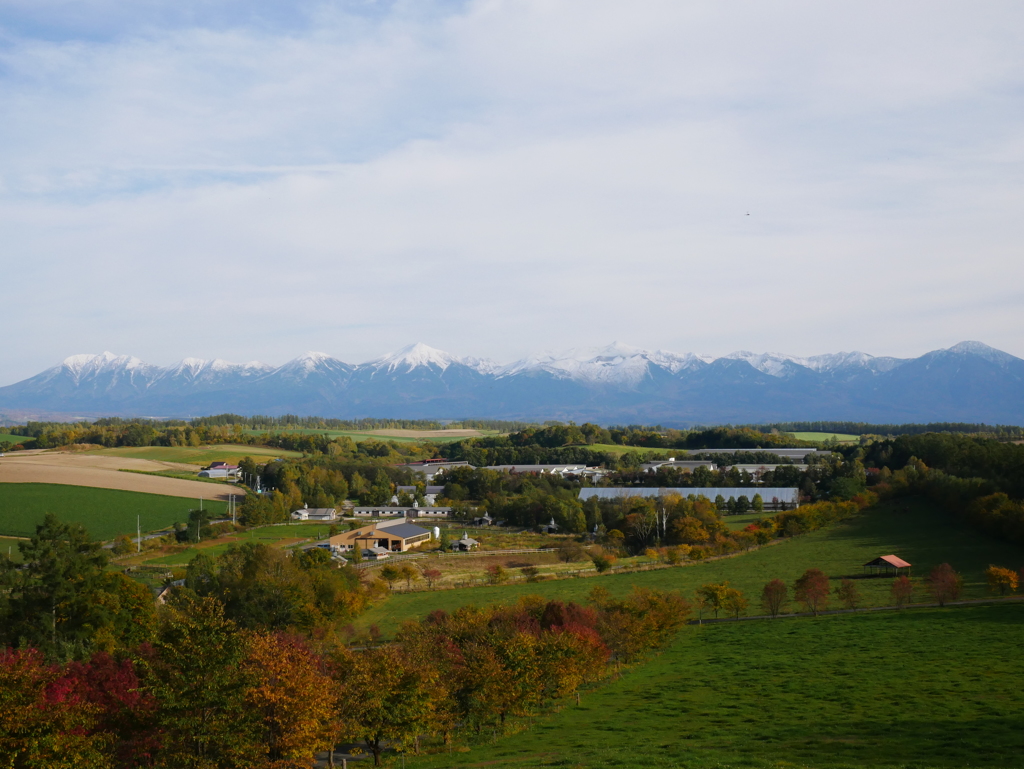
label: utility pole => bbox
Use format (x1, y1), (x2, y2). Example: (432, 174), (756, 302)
(137, 515), (141, 553)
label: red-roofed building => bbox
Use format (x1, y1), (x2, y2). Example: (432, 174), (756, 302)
(863, 554), (911, 575)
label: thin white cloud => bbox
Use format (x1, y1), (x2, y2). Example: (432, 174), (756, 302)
(1, 1), (1023, 383)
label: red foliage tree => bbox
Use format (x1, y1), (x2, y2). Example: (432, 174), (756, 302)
(794, 569), (830, 616)
(926, 563), (963, 607)
(760, 579), (788, 618)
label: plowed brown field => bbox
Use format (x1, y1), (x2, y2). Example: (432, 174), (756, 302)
(0, 452), (239, 502)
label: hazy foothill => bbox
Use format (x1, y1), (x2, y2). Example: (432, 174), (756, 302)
(1, 416), (1023, 767)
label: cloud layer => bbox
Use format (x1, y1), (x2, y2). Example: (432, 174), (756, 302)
(2, 1), (1023, 383)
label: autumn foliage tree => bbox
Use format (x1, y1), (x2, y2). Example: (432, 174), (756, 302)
(242, 632), (338, 765)
(891, 575), (914, 608)
(985, 565), (1018, 595)
(835, 578), (861, 610)
(760, 579), (788, 618)
(794, 569), (830, 616)
(927, 563), (963, 606)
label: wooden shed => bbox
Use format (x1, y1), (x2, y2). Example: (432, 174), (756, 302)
(863, 554), (911, 576)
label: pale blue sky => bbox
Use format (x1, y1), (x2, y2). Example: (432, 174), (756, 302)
(2, 1), (1023, 383)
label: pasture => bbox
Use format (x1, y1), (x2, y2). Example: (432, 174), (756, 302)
(0, 434), (35, 448)
(0, 483), (227, 540)
(409, 603), (1024, 768)
(136, 522), (340, 566)
(790, 431), (860, 443)
(355, 497), (1024, 637)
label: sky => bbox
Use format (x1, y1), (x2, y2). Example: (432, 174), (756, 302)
(2, 0), (1023, 384)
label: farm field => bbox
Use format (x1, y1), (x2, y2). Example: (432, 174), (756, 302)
(90, 444), (302, 465)
(790, 431), (860, 443)
(0, 483), (226, 540)
(355, 497), (1024, 637)
(243, 428), (493, 443)
(409, 603), (1024, 768)
(0, 451), (241, 500)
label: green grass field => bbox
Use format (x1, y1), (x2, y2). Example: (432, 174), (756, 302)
(0, 536), (25, 562)
(0, 483), (227, 540)
(138, 522), (339, 565)
(355, 497), (1024, 637)
(723, 512), (767, 530)
(90, 444), (302, 465)
(242, 428), (494, 444)
(0, 434), (35, 448)
(790, 431), (860, 443)
(409, 603), (1024, 768)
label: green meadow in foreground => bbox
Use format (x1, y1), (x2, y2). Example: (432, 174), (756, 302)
(409, 603), (1024, 769)
(356, 497), (1024, 636)
(0, 483), (227, 540)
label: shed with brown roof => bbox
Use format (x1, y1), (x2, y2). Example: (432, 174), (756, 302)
(863, 554), (911, 576)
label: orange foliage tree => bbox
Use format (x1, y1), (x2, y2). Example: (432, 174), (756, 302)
(243, 632), (338, 765)
(986, 566), (1019, 595)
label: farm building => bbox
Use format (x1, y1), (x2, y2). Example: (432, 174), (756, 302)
(640, 459), (717, 473)
(577, 487), (799, 510)
(680, 448), (831, 461)
(398, 459), (475, 480)
(198, 463), (240, 479)
(863, 555), (912, 576)
(351, 505), (451, 519)
(328, 518), (433, 554)
(396, 485), (444, 505)
(726, 464), (808, 480)
(449, 533), (479, 551)
(290, 506), (337, 521)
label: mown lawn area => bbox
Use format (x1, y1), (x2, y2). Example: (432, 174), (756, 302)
(355, 497), (1024, 637)
(409, 603), (1024, 768)
(90, 444), (302, 465)
(0, 483), (227, 540)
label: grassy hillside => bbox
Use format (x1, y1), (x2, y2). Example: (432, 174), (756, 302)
(0, 434), (35, 448)
(409, 603), (1024, 768)
(139, 522), (338, 566)
(90, 444), (302, 465)
(356, 497), (1024, 636)
(0, 483), (227, 540)
(790, 431), (860, 443)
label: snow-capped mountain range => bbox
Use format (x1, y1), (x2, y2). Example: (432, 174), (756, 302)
(2, 341), (1023, 424)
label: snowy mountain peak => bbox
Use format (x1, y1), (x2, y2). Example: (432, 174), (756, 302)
(370, 343), (463, 373)
(945, 341), (1017, 365)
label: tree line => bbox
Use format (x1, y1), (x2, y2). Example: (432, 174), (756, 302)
(0, 514), (690, 767)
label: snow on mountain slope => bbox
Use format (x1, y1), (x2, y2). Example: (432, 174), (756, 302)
(498, 343), (712, 385)
(365, 343), (497, 375)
